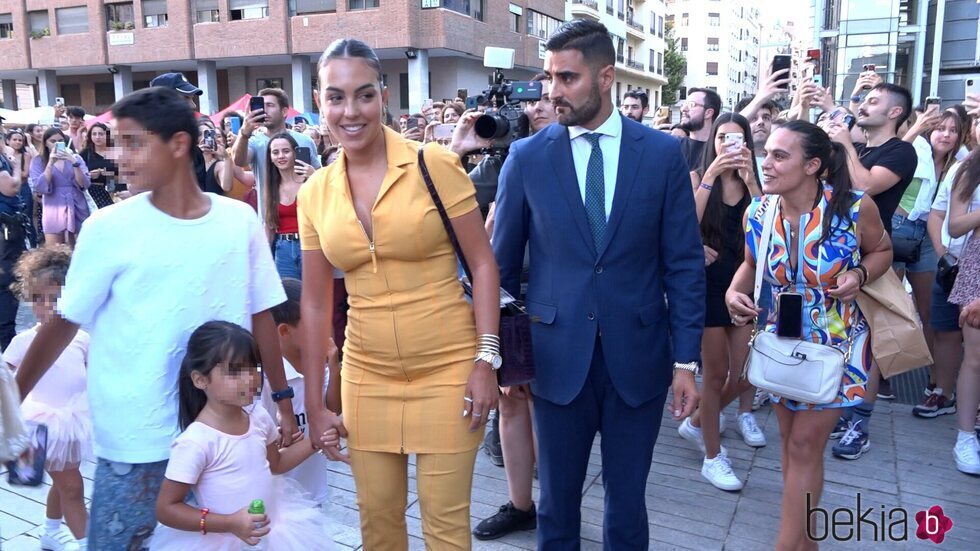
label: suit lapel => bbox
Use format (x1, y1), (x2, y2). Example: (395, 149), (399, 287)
(596, 118), (642, 259)
(547, 126), (594, 254)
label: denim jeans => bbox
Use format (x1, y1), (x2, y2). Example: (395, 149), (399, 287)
(274, 237), (302, 280)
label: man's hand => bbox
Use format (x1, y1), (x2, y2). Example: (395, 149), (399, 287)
(308, 407), (349, 463)
(965, 93), (980, 119)
(758, 68), (792, 102)
(241, 108), (265, 138)
(851, 72), (882, 98)
(826, 121), (853, 147)
(449, 111), (492, 157)
(670, 369), (699, 420)
(277, 409), (302, 447)
(905, 104), (941, 140)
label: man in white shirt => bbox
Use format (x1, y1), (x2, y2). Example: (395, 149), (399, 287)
(14, 87), (299, 550)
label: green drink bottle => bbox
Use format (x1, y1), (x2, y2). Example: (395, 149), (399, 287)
(245, 499), (266, 550)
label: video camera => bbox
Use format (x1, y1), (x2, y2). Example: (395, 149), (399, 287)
(466, 47), (542, 153)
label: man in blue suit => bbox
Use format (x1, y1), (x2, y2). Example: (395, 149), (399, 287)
(492, 19), (704, 549)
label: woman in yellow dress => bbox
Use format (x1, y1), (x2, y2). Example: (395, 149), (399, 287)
(297, 39), (501, 550)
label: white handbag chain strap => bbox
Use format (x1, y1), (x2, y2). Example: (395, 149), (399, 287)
(750, 195), (857, 362)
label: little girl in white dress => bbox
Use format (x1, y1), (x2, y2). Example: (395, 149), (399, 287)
(151, 320), (337, 550)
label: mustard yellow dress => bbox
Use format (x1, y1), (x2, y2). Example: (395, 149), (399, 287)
(297, 127), (482, 454)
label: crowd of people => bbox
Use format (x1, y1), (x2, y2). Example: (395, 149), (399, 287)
(1, 17), (980, 551)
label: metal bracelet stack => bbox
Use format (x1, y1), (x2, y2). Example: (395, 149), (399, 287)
(476, 333), (501, 358)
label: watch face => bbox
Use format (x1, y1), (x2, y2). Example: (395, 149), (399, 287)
(491, 356), (503, 369)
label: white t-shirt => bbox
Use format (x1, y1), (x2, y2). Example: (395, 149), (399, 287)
(57, 193), (286, 463)
(930, 162), (980, 258)
(260, 357), (331, 504)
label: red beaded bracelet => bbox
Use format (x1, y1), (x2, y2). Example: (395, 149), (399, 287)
(200, 507), (210, 535)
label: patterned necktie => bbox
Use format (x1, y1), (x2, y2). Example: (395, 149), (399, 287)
(583, 133), (606, 249)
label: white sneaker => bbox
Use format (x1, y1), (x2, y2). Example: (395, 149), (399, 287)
(752, 387), (771, 411)
(678, 417), (705, 453)
(40, 530), (80, 551)
(736, 412), (767, 447)
(953, 432), (980, 475)
(701, 452), (744, 491)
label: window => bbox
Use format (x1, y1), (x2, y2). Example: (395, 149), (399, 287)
(29, 11), (50, 34)
(295, 0), (337, 14)
(194, 0), (219, 23)
(0, 13), (12, 39)
(617, 0), (624, 19)
(681, 37), (687, 52)
(106, 2), (134, 30)
(708, 13), (720, 26)
(616, 82), (621, 106)
(706, 62), (718, 75)
(348, 0), (379, 9)
(657, 15), (663, 37)
(681, 12), (688, 26)
(442, 0), (485, 21)
(526, 10), (561, 40)
(649, 49), (655, 70)
(230, 0), (268, 20)
(142, 0), (168, 27)
(60, 84), (82, 106)
(509, 4), (521, 33)
(56, 6), (89, 35)
(707, 37), (719, 51)
(95, 82), (115, 106)
(657, 52), (663, 73)
(606, 0), (614, 16)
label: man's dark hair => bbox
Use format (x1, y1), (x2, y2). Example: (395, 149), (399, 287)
(735, 95), (779, 115)
(689, 87), (722, 121)
(111, 87), (199, 144)
(66, 106), (85, 119)
(624, 90), (649, 109)
(270, 278), (301, 326)
(258, 87), (290, 110)
(872, 83), (913, 130)
(545, 19), (615, 69)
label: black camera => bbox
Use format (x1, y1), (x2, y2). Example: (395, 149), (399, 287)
(466, 69), (542, 152)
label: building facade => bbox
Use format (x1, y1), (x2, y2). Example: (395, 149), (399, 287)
(666, 0), (761, 110)
(0, 0), (565, 117)
(566, 0), (669, 116)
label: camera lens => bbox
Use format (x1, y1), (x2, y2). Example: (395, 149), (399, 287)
(474, 114), (510, 140)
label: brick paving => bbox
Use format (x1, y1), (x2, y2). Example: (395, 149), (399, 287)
(2, 306), (978, 549)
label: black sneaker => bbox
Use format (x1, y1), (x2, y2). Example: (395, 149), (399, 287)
(483, 415), (503, 467)
(829, 415), (849, 440)
(877, 376), (896, 400)
(473, 502), (536, 540)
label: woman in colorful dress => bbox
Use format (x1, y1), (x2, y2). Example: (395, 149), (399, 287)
(726, 120), (892, 550)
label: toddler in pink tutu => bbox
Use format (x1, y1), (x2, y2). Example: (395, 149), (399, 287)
(3, 245), (91, 551)
(151, 321), (337, 550)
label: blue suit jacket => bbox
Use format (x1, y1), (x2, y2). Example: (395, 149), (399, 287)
(492, 115), (705, 407)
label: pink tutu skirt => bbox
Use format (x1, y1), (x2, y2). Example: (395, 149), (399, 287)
(21, 393), (92, 472)
(150, 476), (336, 551)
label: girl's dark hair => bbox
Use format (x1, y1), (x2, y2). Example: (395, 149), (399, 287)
(930, 109), (968, 183)
(11, 244), (72, 300)
(318, 39), (383, 85)
(696, 113), (760, 259)
(81, 122), (111, 155)
(780, 120), (856, 245)
(40, 127), (67, 165)
(264, 132), (300, 233)
(6, 128), (26, 152)
(178, 321), (261, 431)
(954, 148), (980, 203)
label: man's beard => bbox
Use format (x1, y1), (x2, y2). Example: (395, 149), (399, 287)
(683, 114), (705, 132)
(555, 83), (603, 128)
(628, 112), (642, 123)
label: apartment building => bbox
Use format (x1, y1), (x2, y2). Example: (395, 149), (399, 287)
(666, 0), (761, 110)
(567, 0), (669, 117)
(0, 0), (564, 117)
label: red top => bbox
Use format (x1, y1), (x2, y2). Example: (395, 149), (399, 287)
(277, 201), (298, 234)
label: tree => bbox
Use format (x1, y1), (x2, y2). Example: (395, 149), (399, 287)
(662, 21), (687, 106)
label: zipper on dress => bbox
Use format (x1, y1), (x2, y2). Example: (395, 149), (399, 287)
(355, 219), (378, 273)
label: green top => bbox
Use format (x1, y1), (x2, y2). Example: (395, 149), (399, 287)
(248, 499), (265, 514)
(898, 177), (923, 215)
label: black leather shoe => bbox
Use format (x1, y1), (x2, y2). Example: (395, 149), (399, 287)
(472, 501), (536, 540)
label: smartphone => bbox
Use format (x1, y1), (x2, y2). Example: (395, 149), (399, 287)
(229, 117), (242, 135)
(55, 97), (64, 107)
(967, 78), (980, 98)
(465, 96), (479, 110)
(926, 96), (942, 107)
(405, 117), (420, 132)
(203, 129), (216, 150)
(296, 146), (312, 166)
(249, 96), (266, 120)
(773, 55), (792, 90)
(813, 74), (823, 87)
(776, 292), (804, 339)
(724, 133), (744, 153)
(456, 88), (468, 102)
(433, 123), (456, 140)
(421, 98), (434, 114)
(862, 64), (876, 72)
(55, 142), (66, 155)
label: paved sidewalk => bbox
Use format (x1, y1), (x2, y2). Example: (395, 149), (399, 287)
(1, 397), (976, 550)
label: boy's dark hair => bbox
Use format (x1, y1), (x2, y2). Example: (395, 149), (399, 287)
(270, 278), (301, 327)
(66, 106), (86, 119)
(111, 87), (199, 144)
(624, 90), (649, 109)
(872, 83), (913, 130)
(689, 87), (722, 121)
(258, 87), (290, 110)
(735, 95), (779, 115)
(545, 19), (615, 70)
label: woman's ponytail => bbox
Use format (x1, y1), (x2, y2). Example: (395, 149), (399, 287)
(821, 141), (857, 245)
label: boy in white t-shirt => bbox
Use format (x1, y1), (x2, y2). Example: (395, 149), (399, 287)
(261, 278), (341, 504)
(13, 87), (300, 550)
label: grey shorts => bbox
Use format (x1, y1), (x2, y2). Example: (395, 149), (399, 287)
(88, 458), (168, 551)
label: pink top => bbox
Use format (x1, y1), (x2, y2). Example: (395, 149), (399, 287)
(164, 406), (278, 515)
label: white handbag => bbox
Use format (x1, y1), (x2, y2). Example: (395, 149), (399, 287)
(743, 196), (853, 405)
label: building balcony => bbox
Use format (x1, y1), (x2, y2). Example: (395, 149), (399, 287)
(626, 59), (645, 71)
(570, 0), (601, 18)
(626, 17), (644, 37)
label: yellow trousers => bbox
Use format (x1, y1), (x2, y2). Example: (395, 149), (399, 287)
(350, 448), (478, 551)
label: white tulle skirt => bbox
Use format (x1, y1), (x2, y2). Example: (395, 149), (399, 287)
(0, 366), (29, 462)
(21, 393), (92, 472)
(150, 476), (336, 551)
